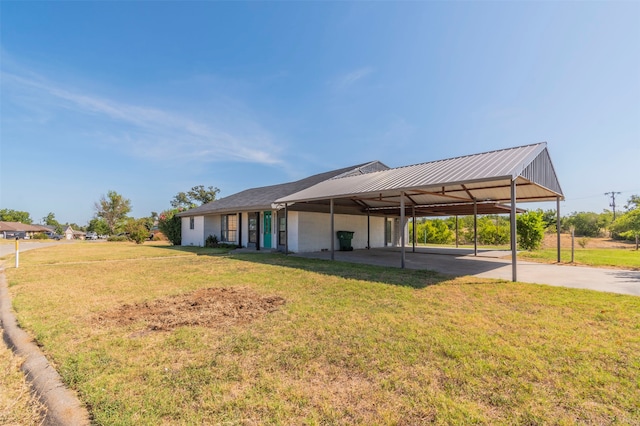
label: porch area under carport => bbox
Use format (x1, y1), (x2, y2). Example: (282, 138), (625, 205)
(290, 246), (640, 296)
(276, 142), (565, 282)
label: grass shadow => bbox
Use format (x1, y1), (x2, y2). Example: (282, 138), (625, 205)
(228, 252), (455, 289)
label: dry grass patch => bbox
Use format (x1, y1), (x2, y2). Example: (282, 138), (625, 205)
(0, 328), (45, 425)
(4, 243), (640, 425)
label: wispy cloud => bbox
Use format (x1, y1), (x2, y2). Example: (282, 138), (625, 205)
(331, 66), (374, 90)
(1, 70), (284, 166)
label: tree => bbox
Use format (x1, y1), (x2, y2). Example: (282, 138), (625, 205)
(611, 207), (640, 249)
(124, 217), (152, 244)
(516, 210), (545, 251)
(94, 190), (132, 235)
(158, 209), (182, 245)
(565, 212), (601, 237)
(0, 209), (32, 224)
(624, 195), (640, 211)
(42, 212), (63, 234)
(171, 185), (220, 209)
(87, 218), (110, 236)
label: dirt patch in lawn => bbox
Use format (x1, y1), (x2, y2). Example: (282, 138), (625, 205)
(94, 287), (285, 333)
(542, 234), (635, 249)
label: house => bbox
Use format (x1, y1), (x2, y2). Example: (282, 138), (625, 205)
(178, 142), (564, 280)
(0, 221), (50, 239)
(63, 226), (86, 240)
(178, 161), (391, 251)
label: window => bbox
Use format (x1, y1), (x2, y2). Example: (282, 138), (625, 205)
(189, 217), (195, 230)
(221, 214), (237, 242)
(279, 216), (286, 246)
(248, 214), (257, 243)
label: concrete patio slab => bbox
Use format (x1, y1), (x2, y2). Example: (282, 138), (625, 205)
(293, 247), (640, 296)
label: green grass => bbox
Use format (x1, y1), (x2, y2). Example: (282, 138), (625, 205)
(520, 248), (640, 270)
(4, 242), (640, 424)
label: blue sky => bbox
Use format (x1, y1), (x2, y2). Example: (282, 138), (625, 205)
(1, 1), (638, 225)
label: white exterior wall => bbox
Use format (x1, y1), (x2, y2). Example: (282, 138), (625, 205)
(181, 216), (205, 246)
(294, 212), (386, 253)
(204, 215), (221, 242)
(286, 211), (300, 252)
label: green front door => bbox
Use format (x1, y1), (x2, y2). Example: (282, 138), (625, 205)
(263, 211), (272, 248)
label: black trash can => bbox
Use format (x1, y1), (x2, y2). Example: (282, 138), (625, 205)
(336, 231), (354, 251)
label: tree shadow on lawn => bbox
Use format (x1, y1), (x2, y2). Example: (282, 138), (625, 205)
(229, 252), (458, 289)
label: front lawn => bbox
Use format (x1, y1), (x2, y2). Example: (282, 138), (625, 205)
(4, 243), (640, 424)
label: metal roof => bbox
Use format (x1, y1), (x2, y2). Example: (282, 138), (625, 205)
(178, 161), (389, 217)
(275, 142), (563, 214)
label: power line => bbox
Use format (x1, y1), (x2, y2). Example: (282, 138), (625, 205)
(605, 191), (622, 219)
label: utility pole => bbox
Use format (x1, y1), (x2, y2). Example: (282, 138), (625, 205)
(605, 191), (622, 220)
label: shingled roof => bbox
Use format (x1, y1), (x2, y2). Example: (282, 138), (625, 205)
(178, 161), (389, 217)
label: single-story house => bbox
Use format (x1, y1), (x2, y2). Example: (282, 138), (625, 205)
(179, 161), (392, 251)
(179, 142), (564, 280)
(63, 226), (86, 240)
(0, 221), (51, 239)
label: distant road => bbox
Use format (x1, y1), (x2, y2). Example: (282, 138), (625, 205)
(0, 241), (67, 258)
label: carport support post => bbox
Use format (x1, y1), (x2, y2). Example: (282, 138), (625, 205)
(330, 199), (335, 261)
(557, 197), (561, 263)
(455, 215), (459, 248)
(473, 199), (478, 256)
(367, 211), (370, 249)
(284, 204), (289, 255)
(400, 192), (406, 268)
(511, 179), (517, 282)
(412, 206), (416, 253)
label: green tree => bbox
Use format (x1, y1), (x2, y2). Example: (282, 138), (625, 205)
(124, 218), (152, 244)
(158, 209), (182, 245)
(0, 209), (32, 224)
(42, 212), (64, 234)
(87, 218), (110, 236)
(171, 185), (220, 209)
(624, 194), (640, 211)
(565, 212), (601, 237)
(611, 207), (640, 249)
(94, 190), (132, 235)
(516, 210), (545, 251)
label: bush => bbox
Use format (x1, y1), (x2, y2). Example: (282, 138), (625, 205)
(31, 233), (49, 240)
(205, 235), (218, 248)
(107, 235), (129, 242)
(516, 210), (545, 251)
(158, 209), (182, 245)
(124, 218), (152, 245)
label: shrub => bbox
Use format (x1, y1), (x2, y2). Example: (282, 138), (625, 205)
(577, 237), (589, 249)
(516, 210), (545, 251)
(31, 233), (49, 240)
(158, 209), (182, 245)
(205, 235), (219, 248)
(107, 235), (129, 242)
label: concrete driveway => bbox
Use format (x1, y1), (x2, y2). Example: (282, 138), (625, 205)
(294, 247), (640, 296)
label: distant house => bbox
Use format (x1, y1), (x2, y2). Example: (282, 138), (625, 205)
(63, 226), (86, 240)
(0, 221), (50, 239)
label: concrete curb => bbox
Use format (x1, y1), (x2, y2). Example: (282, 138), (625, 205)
(0, 268), (90, 426)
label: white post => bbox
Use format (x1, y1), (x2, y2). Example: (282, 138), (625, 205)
(15, 238), (19, 268)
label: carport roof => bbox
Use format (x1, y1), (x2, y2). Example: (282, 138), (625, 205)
(275, 142), (563, 215)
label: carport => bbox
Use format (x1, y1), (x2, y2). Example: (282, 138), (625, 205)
(275, 142), (564, 282)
